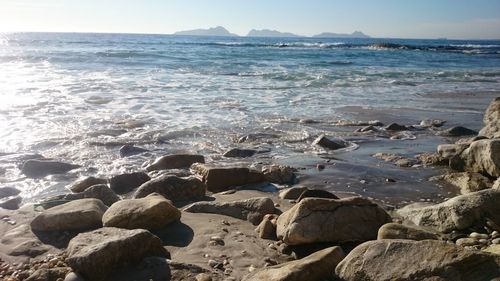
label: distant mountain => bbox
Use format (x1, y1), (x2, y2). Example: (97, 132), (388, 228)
(313, 31), (370, 38)
(247, 29), (300, 37)
(174, 26), (238, 36)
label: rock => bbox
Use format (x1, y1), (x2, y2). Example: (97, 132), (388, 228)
(243, 246), (345, 281)
(119, 144), (148, 157)
(109, 172), (150, 194)
(69, 176), (108, 193)
(456, 237), (479, 247)
(479, 97), (500, 138)
(397, 189), (500, 233)
(415, 152), (448, 166)
(456, 135), (489, 144)
(494, 178), (500, 189)
(278, 186), (308, 200)
(223, 148), (257, 158)
(442, 172), (493, 194)
(262, 165), (296, 184)
(30, 198), (107, 231)
(385, 123), (408, 131)
(335, 239), (500, 281)
(64, 184), (120, 206)
(276, 197), (391, 245)
(373, 152), (417, 167)
(437, 143), (469, 159)
(25, 267), (71, 281)
(107, 256), (171, 281)
(377, 223), (440, 240)
(437, 126), (478, 137)
(64, 272), (85, 281)
(145, 154), (205, 171)
(355, 125), (379, 133)
(102, 193), (181, 230)
(312, 135), (348, 150)
(296, 189), (339, 202)
(66, 227), (168, 281)
(459, 139), (500, 178)
(0, 195), (22, 210)
(0, 186), (21, 198)
(420, 119), (446, 128)
(255, 214), (279, 240)
(134, 175), (205, 201)
(7, 239), (50, 257)
(191, 163), (266, 192)
(484, 244), (500, 255)
(22, 159), (80, 178)
(184, 197), (276, 225)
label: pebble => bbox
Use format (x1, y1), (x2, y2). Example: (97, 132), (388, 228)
(208, 259), (219, 268)
(478, 239), (489, 245)
(469, 232), (489, 239)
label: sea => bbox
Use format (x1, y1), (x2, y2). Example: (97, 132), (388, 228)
(1, 32), (500, 204)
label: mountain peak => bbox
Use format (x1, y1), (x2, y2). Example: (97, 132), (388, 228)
(174, 26), (238, 36)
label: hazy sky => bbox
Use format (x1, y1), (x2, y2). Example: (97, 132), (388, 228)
(1, 0), (500, 39)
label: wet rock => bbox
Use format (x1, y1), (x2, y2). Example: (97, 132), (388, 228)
(479, 97), (500, 138)
(437, 143), (469, 159)
(415, 152), (448, 166)
(419, 119), (446, 128)
(22, 159), (80, 178)
(296, 189), (338, 202)
(459, 139), (500, 178)
(223, 148), (257, 158)
(145, 154), (205, 171)
(373, 152), (417, 167)
(25, 267), (71, 281)
(103, 193), (180, 230)
(191, 163), (266, 192)
(377, 223), (440, 240)
(276, 197), (391, 245)
(0, 196), (22, 210)
(30, 198), (107, 231)
(69, 176), (108, 193)
(262, 164), (296, 184)
(437, 126), (478, 137)
(278, 186), (308, 200)
(312, 135), (348, 150)
(64, 184), (120, 206)
(255, 214), (279, 240)
(385, 123), (408, 131)
(335, 239), (500, 281)
(184, 197), (276, 225)
(442, 171), (493, 194)
(355, 125), (379, 133)
(397, 189), (500, 233)
(119, 144), (148, 157)
(134, 175), (205, 201)
(66, 227), (168, 281)
(243, 246), (345, 281)
(0, 186), (21, 198)
(109, 172), (150, 194)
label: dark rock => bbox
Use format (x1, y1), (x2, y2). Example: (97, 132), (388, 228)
(64, 184), (120, 206)
(223, 148), (257, 158)
(297, 189), (339, 202)
(22, 159), (80, 178)
(262, 165), (296, 184)
(145, 154), (205, 171)
(279, 186), (308, 200)
(191, 163), (266, 192)
(0, 186), (21, 198)
(134, 175), (205, 201)
(438, 126), (478, 137)
(385, 123), (408, 131)
(0, 195), (22, 210)
(109, 172), (150, 194)
(119, 144), (149, 157)
(107, 257), (171, 281)
(312, 135), (347, 150)
(69, 176), (108, 193)
(26, 267), (71, 281)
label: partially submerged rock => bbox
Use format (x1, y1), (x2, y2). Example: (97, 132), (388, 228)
(276, 197), (391, 245)
(134, 175), (205, 201)
(312, 135), (348, 150)
(415, 152), (448, 166)
(109, 172), (150, 194)
(22, 159), (80, 178)
(146, 154), (205, 171)
(335, 239), (500, 281)
(479, 97), (500, 138)
(64, 184), (120, 206)
(437, 126), (478, 137)
(0, 186), (21, 198)
(377, 223), (441, 241)
(223, 148), (257, 158)
(184, 197), (275, 225)
(191, 163), (266, 192)
(296, 189), (339, 202)
(119, 144), (148, 157)
(385, 123), (408, 131)
(262, 164), (296, 184)
(0, 195), (22, 210)
(69, 176), (108, 193)
(103, 193), (181, 230)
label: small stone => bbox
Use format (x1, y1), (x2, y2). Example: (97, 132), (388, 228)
(479, 239), (489, 245)
(470, 232), (489, 239)
(385, 178), (396, 183)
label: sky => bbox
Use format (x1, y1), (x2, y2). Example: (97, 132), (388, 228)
(1, 0), (500, 39)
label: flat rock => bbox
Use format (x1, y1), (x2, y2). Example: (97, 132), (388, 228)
(377, 223), (441, 240)
(134, 175), (206, 201)
(397, 189), (500, 233)
(415, 152), (448, 166)
(335, 239), (500, 281)
(146, 154), (205, 171)
(119, 144), (148, 157)
(262, 164), (296, 184)
(437, 126), (478, 137)
(437, 143), (469, 159)
(30, 198), (107, 231)
(22, 159), (80, 178)
(184, 197), (275, 225)
(103, 193), (181, 230)
(66, 227), (168, 281)
(223, 148), (257, 158)
(276, 197), (391, 245)
(64, 184), (120, 206)
(0, 186), (21, 198)
(243, 246), (345, 281)
(0, 195), (22, 210)
(479, 97), (500, 138)
(442, 171), (493, 194)
(191, 163), (266, 192)
(109, 172), (150, 194)
(69, 176), (108, 193)
(312, 135), (348, 150)
(459, 139), (500, 178)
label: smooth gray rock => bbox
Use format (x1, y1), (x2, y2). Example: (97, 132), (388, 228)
(377, 223), (441, 240)
(109, 172), (150, 194)
(0, 195), (22, 210)
(69, 176), (108, 193)
(0, 186), (21, 198)
(134, 175), (205, 201)
(191, 163), (266, 192)
(22, 159), (80, 178)
(64, 184), (120, 206)
(223, 148), (257, 158)
(313, 135), (348, 150)
(145, 154), (204, 171)
(119, 144), (148, 157)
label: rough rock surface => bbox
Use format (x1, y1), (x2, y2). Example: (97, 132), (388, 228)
(30, 198), (107, 231)
(437, 143), (469, 159)
(296, 189), (339, 202)
(262, 164), (296, 184)
(397, 189), (500, 233)
(66, 227), (168, 281)
(146, 154), (205, 171)
(437, 126), (478, 137)
(134, 175), (206, 201)
(109, 172), (151, 194)
(385, 123), (408, 131)
(276, 197), (391, 245)
(255, 214), (279, 240)
(377, 223), (441, 240)
(244, 246), (345, 281)
(184, 197), (276, 225)
(312, 135), (348, 150)
(64, 184), (120, 206)
(22, 159), (80, 178)
(442, 172), (493, 194)
(459, 139), (500, 178)
(191, 163), (266, 192)
(335, 239), (500, 281)
(479, 97), (500, 138)
(102, 193), (181, 230)
(69, 176), (108, 193)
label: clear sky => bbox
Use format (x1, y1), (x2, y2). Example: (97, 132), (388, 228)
(1, 0), (500, 39)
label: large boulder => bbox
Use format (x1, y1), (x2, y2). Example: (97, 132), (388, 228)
(459, 139), (500, 178)
(276, 197), (391, 245)
(442, 171), (493, 194)
(479, 97), (500, 138)
(335, 239), (500, 281)
(262, 164), (296, 184)
(146, 154), (204, 171)
(243, 246), (345, 281)
(30, 198), (107, 231)
(397, 189), (500, 233)
(66, 227), (168, 281)
(184, 197), (275, 225)
(102, 193), (181, 230)
(377, 223), (440, 241)
(64, 184), (120, 206)
(0, 195), (22, 210)
(191, 163), (266, 192)
(134, 175), (205, 201)
(109, 172), (150, 194)
(69, 176), (108, 193)
(22, 159), (80, 178)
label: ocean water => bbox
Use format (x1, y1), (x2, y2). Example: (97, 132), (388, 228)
(1, 32), (500, 202)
